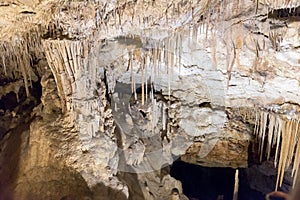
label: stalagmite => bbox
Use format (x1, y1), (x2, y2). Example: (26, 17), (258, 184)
(233, 169), (239, 200)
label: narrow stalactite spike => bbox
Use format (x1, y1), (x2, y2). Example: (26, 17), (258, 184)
(133, 68), (137, 101)
(267, 114), (276, 160)
(254, 110), (259, 139)
(260, 112), (268, 162)
(274, 117), (282, 168)
(279, 120), (292, 188)
(141, 53), (145, 106)
(17, 54), (30, 97)
(292, 123), (300, 187)
(162, 104), (166, 130)
(145, 52), (148, 103)
(153, 45), (157, 84)
(275, 119), (286, 191)
(179, 33), (182, 73)
(287, 119), (297, 167)
(130, 50), (134, 93)
(2, 55), (6, 76)
(273, 115), (279, 147)
(292, 120), (300, 178)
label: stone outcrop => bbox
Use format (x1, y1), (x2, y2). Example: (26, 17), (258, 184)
(0, 0), (299, 199)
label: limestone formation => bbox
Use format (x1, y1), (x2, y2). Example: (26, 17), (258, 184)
(0, 0), (299, 199)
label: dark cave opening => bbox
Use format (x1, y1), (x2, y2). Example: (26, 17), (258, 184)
(0, 81), (42, 112)
(170, 160), (270, 200)
(170, 160), (236, 200)
(0, 80), (42, 140)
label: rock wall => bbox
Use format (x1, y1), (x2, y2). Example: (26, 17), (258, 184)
(0, 0), (299, 199)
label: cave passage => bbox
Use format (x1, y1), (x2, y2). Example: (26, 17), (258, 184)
(170, 160), (235, 200)
(170, 160), (269, 200)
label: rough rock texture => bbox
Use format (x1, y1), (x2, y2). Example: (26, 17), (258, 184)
(0, 0), (299, 199)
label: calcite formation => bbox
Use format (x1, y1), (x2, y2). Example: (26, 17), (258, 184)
(0, 0), (299, 199)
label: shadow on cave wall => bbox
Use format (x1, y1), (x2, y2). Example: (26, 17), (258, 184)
(0, 121), (27, 200)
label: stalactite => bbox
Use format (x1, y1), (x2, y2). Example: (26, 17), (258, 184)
(287, 120), (297, 167)
(276, 120), (292, 191)
(205, 6), (211, 40)
(158, 42), (161, 79)
(130, 50), (134, 93)
(2, 55), (7, 76)
(225, 40), (231, 87)
(168, 36), (174, 100)
(164, 39), (168, 70)
(65, 41), (76, 78)
(145, 52), (149, 103)
(162, 104), (166, 130)
(211, 30), (217, 67)
(18, 54), (30, 97)
(253, 108), (300, 190)
(292, 126), (300, 187)
(259, 112), (268, 162)
(192, 24), (198, 43)
(42, 41), (65, 112)
(141, 52), (145, 106)
(178, 33), (182, 73)
(71, 42), (78, 74)
(133, 68), (137, 101)
(292, 120), (300, 175)
(267, 114), (276, 160)
(152, 98), (156, 135)
(254, 110), (260, 139)
(274, 116), (282, 168)
(152, 45), (157, 84)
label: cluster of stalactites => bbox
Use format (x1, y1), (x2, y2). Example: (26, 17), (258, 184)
(264, 0), (300, 10)
(0, 26), (42, 97)
(127, 32), (183, 105)
(123, 33), (184, 139)
(243, 107), (300, 190)
(42, 39), (90, 112)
